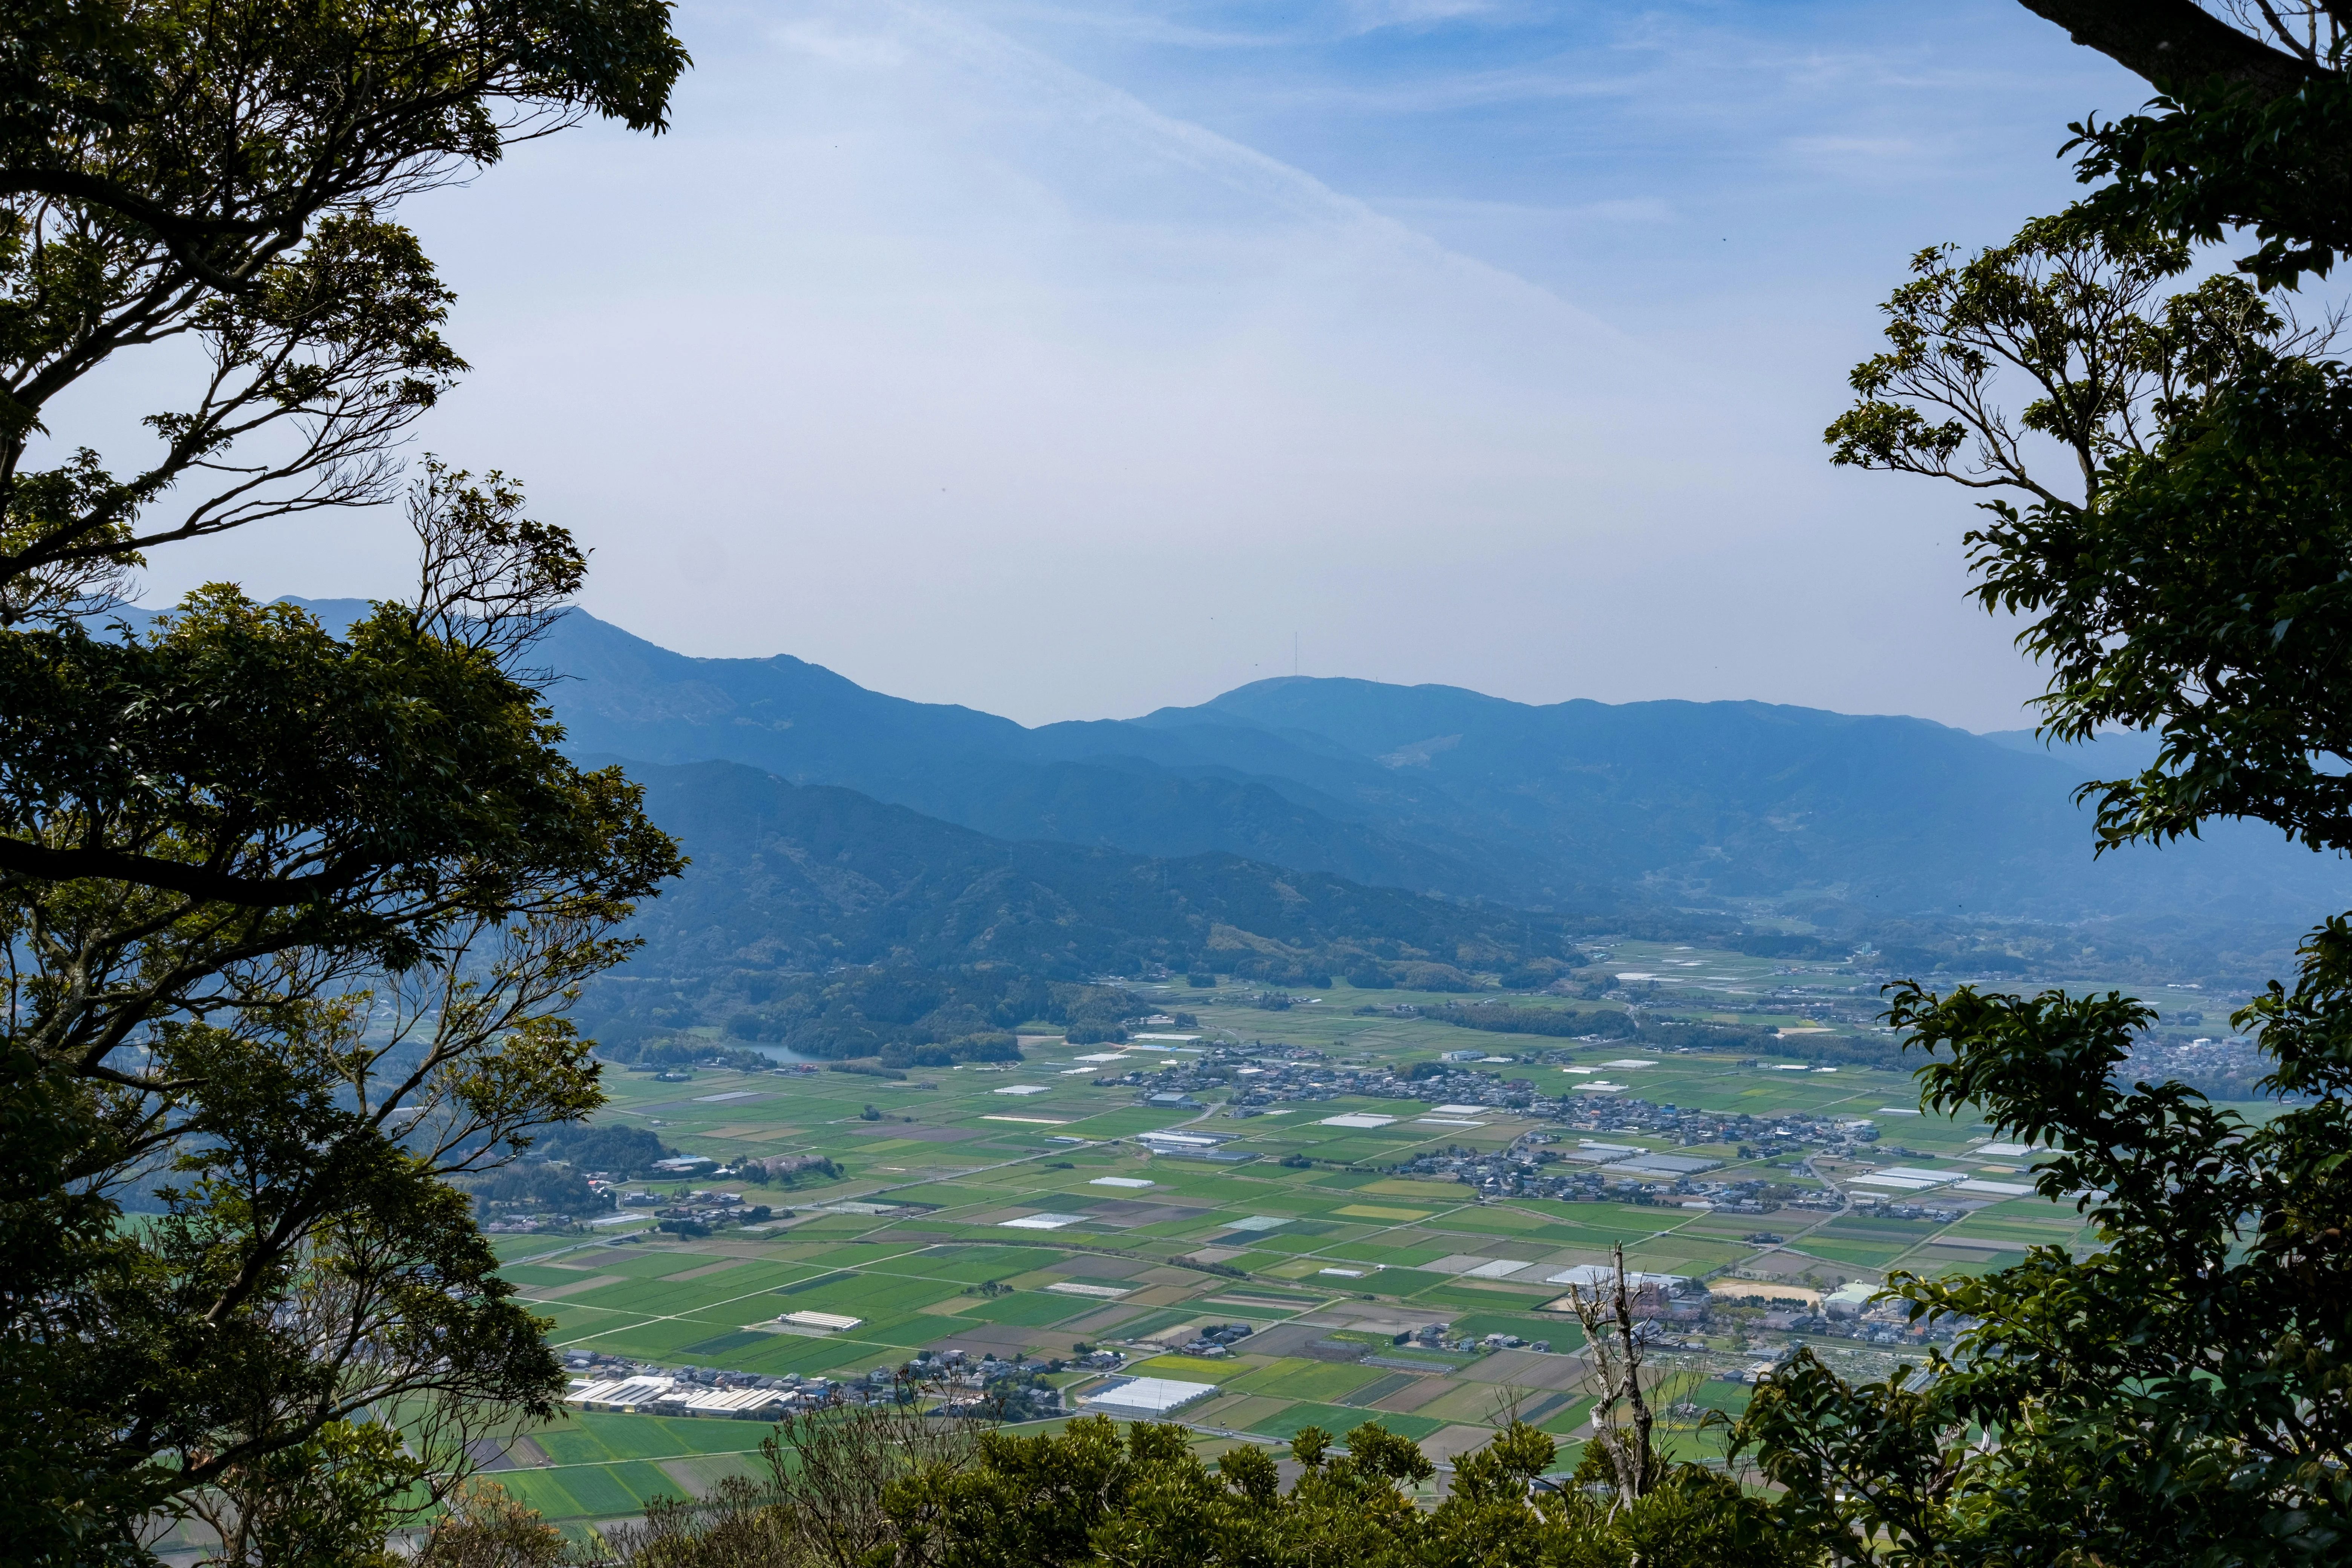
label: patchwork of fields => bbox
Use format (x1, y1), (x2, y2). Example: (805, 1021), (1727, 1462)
(476, 947), (2108, 1531)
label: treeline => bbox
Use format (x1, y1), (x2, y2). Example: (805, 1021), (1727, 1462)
(597, 1036), (779, 1072)
(1734, 917), (2292, 994)
(1427, 1001), (1636, 1039)
(455, 1125), (683, 1217)
(1730, 928), (2038, 978)
(1426, 1002), (1908, 1068)
(578, 967), (1142, 1063)
(536, 1126), (675, 1175)
(459, 1163), (612, 1214)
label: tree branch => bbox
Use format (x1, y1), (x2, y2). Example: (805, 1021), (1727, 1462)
(0, 837), (366, 906)
(2016, 1), (2324, 93)
(0, 171), (294, 293)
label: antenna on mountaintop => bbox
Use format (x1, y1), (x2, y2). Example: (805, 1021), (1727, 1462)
(1294, 633), (1299, 678)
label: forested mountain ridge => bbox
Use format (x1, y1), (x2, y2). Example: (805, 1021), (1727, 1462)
(599, 758), (1573, 975)
(248, 600), (2349, 929)
(1135, 676), (2349, 921)
(505, 606), (2349, 928)
(535, 607), (1522, 899)
(568, 758), (1604, 1052)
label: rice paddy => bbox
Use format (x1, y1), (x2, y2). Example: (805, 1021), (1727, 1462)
(469, 954), (2114, 1528)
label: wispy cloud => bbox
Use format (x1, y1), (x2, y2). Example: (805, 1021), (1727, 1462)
(1374, 193), (1675, 225)
(954, 0), (1302, 51)
(1339, 0), (1499, 37)
(1783, 133), (1943, 180)
(812, 0), (1631, 324)
(770, 21), (907, 67)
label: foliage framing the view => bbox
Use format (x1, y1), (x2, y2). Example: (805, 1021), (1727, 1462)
(1738, 5), (2352, 1564)
(0, 2), (688, 1563)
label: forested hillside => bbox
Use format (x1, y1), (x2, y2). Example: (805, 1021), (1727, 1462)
(1139, 676), (2352, 925)
(570, 759), (1607, 1055)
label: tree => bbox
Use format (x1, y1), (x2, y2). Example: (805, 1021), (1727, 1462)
(1561, 1245), (1663, 1510)
(413, 1479), (573, 1568)
(2015, 2), (2333, 96)
(851, 1412), (1800, 1568)
(0, 4), (689, 1563)
(1739, 9), (2352, 1554)
(2019, 3), (2351, 288)
(1822, 213), (2350, 852)
(1744, 962), (2352, 1565)
(399, 1410), (1808, 1567)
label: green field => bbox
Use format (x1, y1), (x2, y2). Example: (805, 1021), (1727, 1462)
(461, 953), (2116, 1523)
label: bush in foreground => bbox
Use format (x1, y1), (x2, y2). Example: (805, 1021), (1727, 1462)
(424, 1407), (1810, 1568)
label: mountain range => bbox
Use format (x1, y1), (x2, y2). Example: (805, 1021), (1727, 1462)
(152, 596), (2344, 1054)
(509, 605), (2346, 933)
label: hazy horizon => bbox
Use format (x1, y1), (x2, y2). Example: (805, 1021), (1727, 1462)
(92, 2), (2149, 730)
(230, 593), (2134, 746)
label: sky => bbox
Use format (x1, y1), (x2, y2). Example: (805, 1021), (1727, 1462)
(117, 0), (2156, 729)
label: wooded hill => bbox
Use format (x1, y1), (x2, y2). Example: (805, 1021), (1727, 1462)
(569, 758), (1609, 1057)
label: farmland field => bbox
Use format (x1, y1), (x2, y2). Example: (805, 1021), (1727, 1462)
(456, 952), (2113, 1531)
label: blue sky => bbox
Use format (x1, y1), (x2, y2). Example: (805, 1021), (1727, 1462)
(956, 0), (2115, 340)
(135, 0), (2153, 729)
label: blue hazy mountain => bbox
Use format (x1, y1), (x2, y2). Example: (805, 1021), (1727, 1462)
(1979, 725), (2165, 775)
(266, 600), (2347, 929)
(1132, 677), (2351, 925)
(599, 757), (1575, 980)
(526, 609), (2346, 928)
(531, 606), (1542, 903)
(572, 758), (1628, 1056)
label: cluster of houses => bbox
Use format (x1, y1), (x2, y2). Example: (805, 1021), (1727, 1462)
(561, 1344), (1088, 1423)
